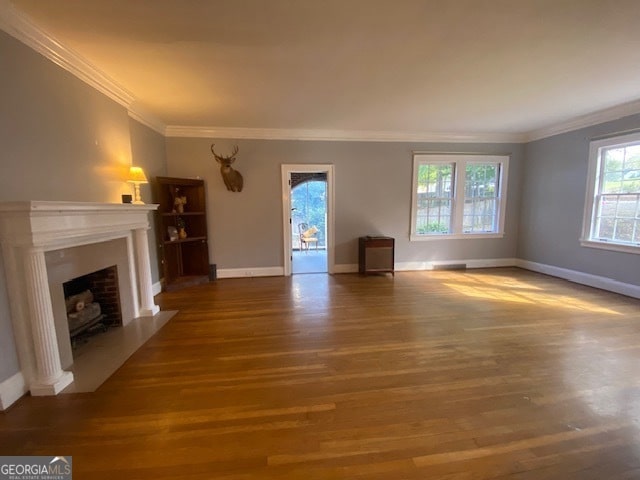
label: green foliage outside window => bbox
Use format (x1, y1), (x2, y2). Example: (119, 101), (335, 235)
(416, 221), (449, 234)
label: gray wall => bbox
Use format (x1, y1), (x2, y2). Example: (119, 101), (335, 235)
(1, 32), (132, 203)
(0, 31), (167, 383)
(129, 118), (168, 281)
(518, 114), (640, 286)
(166, 138), (524, 269)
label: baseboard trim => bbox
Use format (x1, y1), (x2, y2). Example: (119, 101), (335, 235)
(152, 281), (162, 296)
(396, 258), (517, 271)
(217, 267), (284, 279)
(332, 258), (516, 274)
(333, 264), (358, 274)
(516, 259), (640, 299)
(0, 371), (28, 411)
(213, 260), (639, 299)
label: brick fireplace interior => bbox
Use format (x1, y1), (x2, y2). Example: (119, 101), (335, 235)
(63, 265), (123, 347)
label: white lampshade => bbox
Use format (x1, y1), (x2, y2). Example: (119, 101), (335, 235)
(127, 166), (148, 184)
(127, 166), (148, 204)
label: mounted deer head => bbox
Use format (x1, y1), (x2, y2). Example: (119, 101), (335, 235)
(211, 144), (243, 192)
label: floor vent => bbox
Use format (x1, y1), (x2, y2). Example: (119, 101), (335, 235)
(432, 263), (467, 271)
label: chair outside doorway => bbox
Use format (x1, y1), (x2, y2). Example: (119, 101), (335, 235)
(298, 223), (319, 252)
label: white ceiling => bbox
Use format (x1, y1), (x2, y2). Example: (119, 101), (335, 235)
(7, 0), (640, 139)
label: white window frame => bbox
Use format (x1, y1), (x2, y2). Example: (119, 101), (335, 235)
(410, 154), (509, 241)
(581, 131), (640, 255)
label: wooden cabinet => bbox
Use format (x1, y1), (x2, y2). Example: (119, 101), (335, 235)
(359, 236), (395, 275)
(155, 176), (211, 291)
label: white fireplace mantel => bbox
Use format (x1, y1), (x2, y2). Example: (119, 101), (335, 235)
(0, 201), (160, 396)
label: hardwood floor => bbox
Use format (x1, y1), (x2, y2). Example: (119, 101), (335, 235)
(1, 268), (640, 479)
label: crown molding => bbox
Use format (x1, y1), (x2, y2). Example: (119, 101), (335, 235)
(526, 98), (640, 142)
(0, 0), (134, 106)
(165, 125), (527, 143)
(0, 0), (166, 133)
(127, 104), (166, 135)
(167, 98), (640, 144)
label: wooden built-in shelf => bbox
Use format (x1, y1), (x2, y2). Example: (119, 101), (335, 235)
(161, 211), (206, 217)
(163, 236), (207, 245)
(154, 176), (211, 291)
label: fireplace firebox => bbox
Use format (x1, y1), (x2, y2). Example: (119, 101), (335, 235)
(63, 265), (122, 346)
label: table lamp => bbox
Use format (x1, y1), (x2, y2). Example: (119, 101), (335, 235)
(127, 166), (148, 204)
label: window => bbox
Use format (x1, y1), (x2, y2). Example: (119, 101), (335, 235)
(581, 132), (640, 254)
(413, 162), (453, 234)
(411, 154), (509, 240)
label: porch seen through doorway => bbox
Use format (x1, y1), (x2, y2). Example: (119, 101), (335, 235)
(291, 173), (327, 274)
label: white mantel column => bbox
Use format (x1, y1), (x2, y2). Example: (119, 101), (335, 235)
(134, 228), (160, 316)
(23, 247), (74, 395)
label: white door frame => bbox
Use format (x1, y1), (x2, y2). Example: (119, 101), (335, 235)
(281, 164), (335, 276)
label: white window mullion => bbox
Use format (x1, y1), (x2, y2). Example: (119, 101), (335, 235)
(634, 195), (640, 243)
(592, 193), (602, 238)
(592, 194), (602, 239)
(493, 164), (502, 231)
(452, 160), (465, 234)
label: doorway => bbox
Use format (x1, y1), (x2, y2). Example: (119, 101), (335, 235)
(281, 165), (335, 276)
(292, 172), (327, 273)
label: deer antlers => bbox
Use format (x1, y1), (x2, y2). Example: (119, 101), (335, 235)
(211, 144), (239, 165)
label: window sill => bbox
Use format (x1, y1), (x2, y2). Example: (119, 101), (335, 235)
(580, 239), (640, 255)
(410, 233), (504, 242)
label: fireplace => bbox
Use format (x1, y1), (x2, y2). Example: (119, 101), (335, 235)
(0, 201), (160, 396)
(63, 265), (122, 347)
